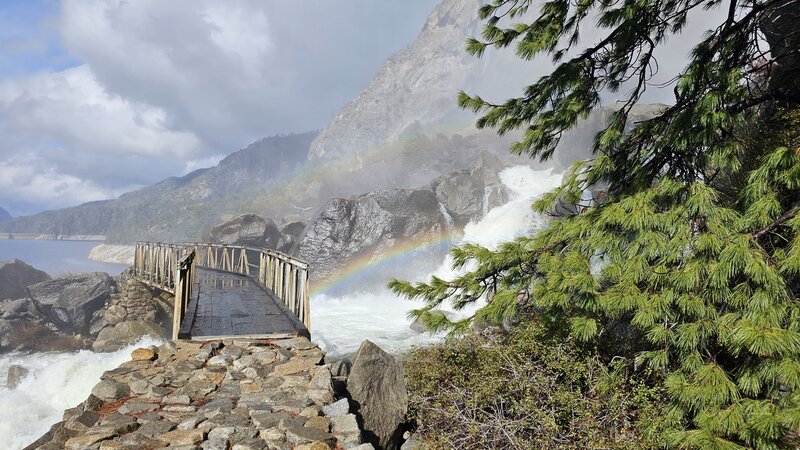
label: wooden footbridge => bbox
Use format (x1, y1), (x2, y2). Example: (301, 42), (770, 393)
(132, 242), (310, 340)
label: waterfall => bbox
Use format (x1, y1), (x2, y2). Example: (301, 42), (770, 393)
(482, 185), (493, 217)
(311, 166), (562, 357)
(438, 202), (455, 231)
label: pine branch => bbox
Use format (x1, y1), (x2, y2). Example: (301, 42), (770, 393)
(753, 203), (800, 239)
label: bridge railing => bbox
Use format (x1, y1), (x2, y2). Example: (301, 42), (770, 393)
(133, 242), (311, 332)
(191, 243), (311, 330)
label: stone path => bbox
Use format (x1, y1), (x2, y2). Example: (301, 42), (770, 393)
(27, 337), (371, 450)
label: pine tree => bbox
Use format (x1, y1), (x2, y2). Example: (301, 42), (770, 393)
(390, 0), (800, 447)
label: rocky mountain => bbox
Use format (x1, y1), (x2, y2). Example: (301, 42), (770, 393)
(309, 0), (484, 160)
(0, 206), (11, 223)
(0, 0), (663, 249)
(0, 132), (316, 242)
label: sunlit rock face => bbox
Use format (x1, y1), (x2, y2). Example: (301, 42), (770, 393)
(308, 0), (484, 160)
(296, 189), (448, 281)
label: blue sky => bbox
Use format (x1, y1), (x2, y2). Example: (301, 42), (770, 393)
(0, 0), (439, 216)
(0, 0), (77, 77)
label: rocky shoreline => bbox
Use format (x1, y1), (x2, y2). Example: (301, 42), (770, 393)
(88, 245), (136, 266)
(25, 336), (416, 450)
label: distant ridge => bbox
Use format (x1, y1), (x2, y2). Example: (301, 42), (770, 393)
(0, 206), (11, 223)
(0, 132), (317, 243)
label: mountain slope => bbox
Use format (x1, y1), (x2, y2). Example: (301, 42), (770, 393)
(0, 132), (316, 242)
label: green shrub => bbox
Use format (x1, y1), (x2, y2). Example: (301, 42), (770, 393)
(405, 325), (667, 449)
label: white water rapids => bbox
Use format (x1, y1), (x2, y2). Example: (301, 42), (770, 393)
(0, 165), (561, 448)
(0, 337), (161, 449)
(311, 166), (562, 356)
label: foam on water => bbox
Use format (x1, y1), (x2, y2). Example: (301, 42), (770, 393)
(311, 166), (562, 357)
(0, 337), (162, 450)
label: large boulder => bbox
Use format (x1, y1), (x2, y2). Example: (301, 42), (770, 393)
(27, 273), (115, 336)
(0, 259), (51, 301)
(347, 340), (408, 450)
(430, 151), (510, 227)
(209, 214), (283, 249)
(278, 221), (306, 253)
(431, 171), (484, 226)
(92, 320), (165, 352)
(297, 189), (448, 280)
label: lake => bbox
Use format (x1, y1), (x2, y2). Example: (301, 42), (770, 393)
(0, 240), (127, 277)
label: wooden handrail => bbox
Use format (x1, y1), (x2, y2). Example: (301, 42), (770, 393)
(133, 241), (311, 332)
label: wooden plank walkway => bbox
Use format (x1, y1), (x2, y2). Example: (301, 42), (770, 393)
(179, 268), (308, 340)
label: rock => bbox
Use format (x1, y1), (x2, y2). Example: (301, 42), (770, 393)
(329, 359), (352, 378)
(321, 398), (350, 417)
(307, 0), (485, 161)
(400, 433), (425, 450)
(274, 358), (317, 376)
(64, 430), (117, 450)
(158, 429), (205, 446)
(295, 442), (333, 450)
(91, 379), (130, 401)
(278, 221), (306, 253)
(297, 189), (447, 280)
(353, 445), (377, 450)
(131, 347), (157, 361)
(250, 411), (290, 429)
(92, 320), (165, 352)
(260, 427), (284, 441)
(285, 427), (336, 447)
(431, 170), (484, 225)
(331, 414), (361, 444)
(202, 437), (229, 450)
(177, 416), (205, 430)
(309, 366), (333, 390)
(6, 364), (29, 389)
(209, 214), (283, 249)
(207, 355), (232, 366)
(0, 259), (51, 301)
(305, 416), (331, 432)
(348, 340), (408, 450)
(27, 272), (114, 335)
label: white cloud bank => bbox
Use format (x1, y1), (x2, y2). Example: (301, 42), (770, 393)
(0, 0), (438, 215)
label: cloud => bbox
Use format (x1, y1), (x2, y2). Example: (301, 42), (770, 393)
(0, 0), (439, 215)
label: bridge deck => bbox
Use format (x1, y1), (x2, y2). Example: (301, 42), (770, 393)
(179, 268), (308, 340)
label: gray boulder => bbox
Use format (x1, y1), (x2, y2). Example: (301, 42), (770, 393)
(278, 221), (306, 253)
(348, 340), (408, 450)
(297, 189), (447, 280)
(430, 151), (510, 227)
(27, 272), (114, 336)
(6, 364), (29, 389)
(92, 320), (165, 352)
(431, 171), (483, 226)
(0, 259), (51, 301)
(209, 214), (283, 249)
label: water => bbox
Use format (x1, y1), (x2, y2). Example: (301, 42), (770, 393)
(0, 240), (126, 277)
(0, 337), (161, 450)
(311, 166), (562, 357)
(0, 166), (563, 447)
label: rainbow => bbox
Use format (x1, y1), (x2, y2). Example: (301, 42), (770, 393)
(311, 231), (463, 296)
